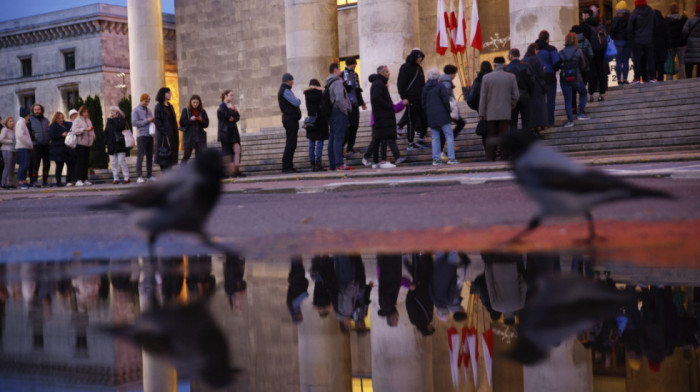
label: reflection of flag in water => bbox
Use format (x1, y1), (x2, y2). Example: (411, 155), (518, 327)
(481, 328), (494, 387)
(469, 0), (483, 51)
(447, 327), (461, 388)
(436, 0), (449, 55)
(455, 0), (467, 53)
(463, 326), (478, 387)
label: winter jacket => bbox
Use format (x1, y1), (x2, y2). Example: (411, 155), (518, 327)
(325, 74), (352, 115)
(0, 126), (15, 152)
(303, 88), (329, 141)
(611, 10), (631, 41)
(71, 115), (95, 147)
(522, 54), (548, 94)
(217, 102), (241, 144)
(29, 115), (50, 145)
(397, 49), (426, 102)
(154, 102), (179, 166)
(536, 39), (561, 74)
(377, 255), (402, 317)
(577, 33), (595, 60)
(278, 83), (302, 123)
(478, 65), (519, 121)
(559, 45), (588, 85)
(582, 16), (608, 52)
(179, 108), (209, 150)
(370, 73), (399, 140)
(104, 115), (128, 155)
(666, 13), (688, 48)
(654, 10), (671, 65)
(341, 67), (365, 107)
(628, 5), (657, 45)
(48, 122), (70, 161)
(422, 78), (451, 128)
(684, 16), (700, 64)
(131, 104), (153, 138)
(504, 59), (535, 99)
(15, 118), (33, 150)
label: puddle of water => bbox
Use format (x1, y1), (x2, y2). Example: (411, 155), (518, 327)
(0, 251), (698, 392)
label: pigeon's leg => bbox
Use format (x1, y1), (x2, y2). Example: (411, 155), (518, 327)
(584, 211), (604, 243)
(508, 215), (542, 243)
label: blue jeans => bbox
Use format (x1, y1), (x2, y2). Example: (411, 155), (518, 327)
(431, 123), (454, 161)
(17, 148), (30, 183)
(328, 108), (348, 169)
(614, 40), (631, 82)
(308, 140), (323, 162)
(560, 81), (587, 122)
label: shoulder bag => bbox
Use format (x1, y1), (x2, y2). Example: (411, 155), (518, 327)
(157, 136), (171, 159)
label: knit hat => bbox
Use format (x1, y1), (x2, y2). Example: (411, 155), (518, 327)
(19, 107), (29, 118)
(615, 1), (627, 10)
(282, 73), (294, 82)
(68, 109), (78, 118)
(628, 358), (641, 371)
(493, 56), (506, 64)
(140, 93), (150, 101)
(634, 0), (647, 7)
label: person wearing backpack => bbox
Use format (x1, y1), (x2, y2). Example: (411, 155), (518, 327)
(582, 8), (609, 101)
(504, 48), (536, 132)
(628, 0), (658, 83)
(559, 32), (590, 128)
(570, 25), (593, 114)
(325, 63), (353, 171)
(536, 30), (560, 126)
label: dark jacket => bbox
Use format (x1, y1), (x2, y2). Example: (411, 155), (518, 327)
(48, 121), (70, 161)
(559, 46), (588, 84)
(422, 78), (451, 128)
(397, 49), (426, 102)
(504, 59), (535, 99)
(628, 5), (657, 45)
(405, 254), (434, 335)
(666, 14), (688, 48)
(286, 261), (309, 320)
(217, 103), (240, 144)
(377, 254), (402, 317)
(29, 115), (50, 145)
(104, 115), (128, 155)
(278, 83), (302, 123)
(342, 67), (365, 107)
(535, 39), (560, 75)
(154, 102), (179, 166)
(611, 10), (631, 41)
(654, 10), (671, 65)
(582, 16), (607, 52)
(522, 54), (548, 94)
(685, 16), (700, 64)
(303, 88), (329, 141)
(179, 107), (209, 150)
(370, 73), (398, 140)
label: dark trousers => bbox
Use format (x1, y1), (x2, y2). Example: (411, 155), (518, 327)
(65, 149), (77, 184)
(545, 74), (557, 126)
(633, 43), (655, 81)
(282, 120), (299, 170)
(485, 120), (510, 161)
(31, 144), (50, 184)
(75, 145), (90, 181)
(685, 63), (698, 78)
(182, 141), (202, 163)
(344, 105), (360, 151)
(510, 96), (531, 132)
(136, 136), (153, 178)
(404, 102), (426, 143)
(371, 137), (400, 164)
(54, 161), (64, 185)
(587, 51), (608, 95)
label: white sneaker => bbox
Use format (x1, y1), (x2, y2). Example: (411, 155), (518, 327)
(64, 182), (73, 187)
(148, 176), (157, 181)
(563, 121), (575, 128)
(379, 162), (396, 169)
(75, 180), (84, 186)
(395, 157), (407, 165)
(361, 157), (371, 167)
(137, 177), (145, 183)
(577, 114), (590, 120)
(371, 164), (379, 169)
(84, 180), (92, 186)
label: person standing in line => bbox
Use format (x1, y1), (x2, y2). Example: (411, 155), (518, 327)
(131, 94), (154, 183)
(653, 9), (671, 82)
(278, 73), (302, 173)
(468, 61), (493, 154)
(571, 25), (593, 114)
(71, 105), (95, 186)
(665, 3), (688, 79)
(325, 63), (353, 171)
(179, 94), (209, 163)
(303, 79), (328, 172)
(15, 108), (33, 189)
(397, 48), (428, 151)
(365, 66), (407, 169)
(535, 30), (560, 127)
(0, 117), (16, 189)
(47, 112), (71, 187)
(28, 103), (50, 187)
(154, 87), (179, 171)
(581, 8), (609, 101)
(522, 44), (549, 136)
(437, 65), (466, 161)
(559, 32), (591, 128)
(423, 68), (457, 166)
(478, 57), (519, 161)
(64, 109), (79, 186)
(104, 107), (130, 184)
(611, 2), (632, 84)
(628, 0), (658, 83)
(377, 254), (402, 327)
(218, 90), (246, 178)
(504, 48), (536, 132)
(341, 57), (366, 155)
(682, 5), (700, 78)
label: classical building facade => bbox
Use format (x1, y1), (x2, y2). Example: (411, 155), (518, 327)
(0, 4), (178, 121)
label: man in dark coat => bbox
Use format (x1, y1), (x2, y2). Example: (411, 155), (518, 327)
(405, 253), (435, 336)
(397, 48), (428, 150)
(286, 256), (309, 323)
(278, 73), (302, 173)
(341, 58), (366, 154)
(628, 0), (658, 83)
(28, 104), (50, 186)
(581, 8), (609, 100)
(366, 66), (407, 167)
(377, 254), (403, 327)
(665, 3), (688, 79)
(504, 48), (535, 132)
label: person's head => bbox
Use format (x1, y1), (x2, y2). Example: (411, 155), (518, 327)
(19, 107), (30, 119)
(282, 72), (294, 86)
(571, 25), (583, 35)
(409, 48), (425, 65)
(221, 89), (234, 103)
(590, 4), (599, 16)
(582, 9), (593, 20)
(50, 112), (64, 125)
(155, 87), (171, 103)
(139, 93), (150, 107)
(634, 0), (648, 8)
(616, 1), (628, 11)
(509, 48), (521, 60)
(426, 67), (440, 81)
(526, 43), (538, 57)
(377, 65), (390, 79)
(309, 78), (321, 87)
(345, 57), (357, 70)
(30, 103), (44, 117)
(187, 94), (202, 110)
(329, 62), (341, 76)
(78, 105), (89, 118)
(565, 32), (579, 47)
(109, 106), (124, 118)
(493, 57), (506, 69)
(3, 117), (14, 129)
(453, 308), (468, 322)
(538, 30), (550, 43)
(443, 64), (458, 80)
(669, 2), (679, 14)
(479, 61), (493, 75)
(68, 109), (78, 121)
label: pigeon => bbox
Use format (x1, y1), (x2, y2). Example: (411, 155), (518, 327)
(506, 133), (672, 242)
(90, 149), (226, 254)
(102, 300), (239, 388)
(510, 275), (635, 365)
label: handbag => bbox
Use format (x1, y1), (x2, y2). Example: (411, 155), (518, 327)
(449, 97), (461, 121)
(65, 132), (78, 149)
(605, 36), (617, 62)
(122, 129), (135, 148)
(157, 136), (171, 159)
(148, 122), (156, 137)
(664, 52), (676, 75)
(302, 115), (318, 130)
(475, 118), (487, 137)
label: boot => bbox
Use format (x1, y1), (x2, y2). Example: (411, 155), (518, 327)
(310, 160), (317, 172)
(315, 160), (323, 171)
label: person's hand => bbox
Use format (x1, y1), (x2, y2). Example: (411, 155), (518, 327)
(228, 116), (234, 122)
(190, 115), (197, 121)
(148, 117), (154, 123)
(402, 99), (409, 106)
(62, 132), (67, 137)
(361, 104), (367, 110)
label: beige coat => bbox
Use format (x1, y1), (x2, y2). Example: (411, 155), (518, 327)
(71, 115), (95, 146)
(478, 66), (520, 121)
(0, 126), (16, 151)
(14, 118), (33, 150)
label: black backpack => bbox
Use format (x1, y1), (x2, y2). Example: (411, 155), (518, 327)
(466, 80), (480, 111)
(321, 79), (337, 118)
(590, 23), (608, 51)
(560, 51), (578, 83)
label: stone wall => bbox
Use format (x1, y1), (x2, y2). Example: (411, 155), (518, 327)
(339, 6), (359, 58)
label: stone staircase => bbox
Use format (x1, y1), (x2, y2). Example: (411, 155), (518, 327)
(90, 77), (700, 182)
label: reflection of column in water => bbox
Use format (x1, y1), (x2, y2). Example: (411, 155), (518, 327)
(523, 337), (593, 392)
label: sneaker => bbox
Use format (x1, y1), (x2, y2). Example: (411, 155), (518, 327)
(147, 176), (156, 181)
(124, 179), (130, 184)
(440, 152), (448, 163)
(597, 95), (605, 101)
(432, 160), (443, 166)
(446, 160), (459, 165)
(84, 180), (92, 186)
(19, 183), (30, 190)
(577, 114), (590, 120)
(336, 164), (353, 171)
(563, 121), (575, 128)
(630, 78), (641, 85)
(407, 143), (419, 151)
(361, 157), (371, 167)
(137, 177), (146, 183)
(395, 157), (407, 165)
(75, 180), (84, 186)
(649, 78), (658, 83)
(415, 140), (430, 149)
(371, 164), (379, 169)
(378, 162), (396, 169)
(65, 182), (73, 187)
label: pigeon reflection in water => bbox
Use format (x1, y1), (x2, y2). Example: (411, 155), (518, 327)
(506, 133), (672, 242)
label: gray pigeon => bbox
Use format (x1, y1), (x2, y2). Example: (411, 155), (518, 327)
(506, 133), (672, 242)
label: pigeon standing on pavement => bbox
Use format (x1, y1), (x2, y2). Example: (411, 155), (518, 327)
(506, 133), (672, 242)
(90, 149), (226, 254)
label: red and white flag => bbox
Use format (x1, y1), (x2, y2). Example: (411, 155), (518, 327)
(449, 1), (458, 54)
(469, 0), (483, 51)
(481, 328), (495, 387)
(436, 0), (449, 55)
(447, 327), (461, 389)
(455, 0), (467, 53)
(464, 326), (479, 387)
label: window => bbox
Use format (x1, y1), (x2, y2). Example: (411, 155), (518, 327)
(21, 58), (32, 77)
(337, 0), (357, 6)
(64, 51), (75, 71)
(59, 84), (80, 111)
(19, 92), (35, 109)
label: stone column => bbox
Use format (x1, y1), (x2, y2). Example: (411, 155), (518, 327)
(370, 302), (434, 392)
(509, 0), (578, 57)
(523, 337), (593, 392)
(358, 0), (420, 98)
(297, 292), (352, 392)
(127, 0), (166, 106)
(284, 0), (338, 100)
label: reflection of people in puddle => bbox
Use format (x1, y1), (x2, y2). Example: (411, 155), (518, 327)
(187, 254), (216, 300)
(311, 255), (335, 317)
(377, 254), (402, 327)
(286, 256), (309, 323)
(431, 252), (469, 322)
(405, 253), (435, 336)
(224, 253), (247, 311)
(159, 256), (185, 303)
(334, 255), (373, 333)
